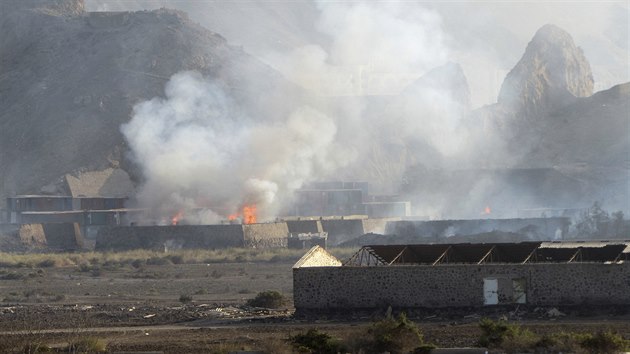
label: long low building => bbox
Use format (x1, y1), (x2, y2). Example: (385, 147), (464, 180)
(293, 242), (630, 310)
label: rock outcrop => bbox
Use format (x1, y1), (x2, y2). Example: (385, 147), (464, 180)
(498, 24), (594, 122)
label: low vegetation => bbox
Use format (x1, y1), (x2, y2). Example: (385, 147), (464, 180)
(289, 329), (345, 354)
(478, 318), (630, 354)
(289, 313), (434, 354)
(0, 247), (357, 269)
(246, 290), (287, 308)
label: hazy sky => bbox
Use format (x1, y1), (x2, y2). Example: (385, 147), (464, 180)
(85, 0), (629, 107)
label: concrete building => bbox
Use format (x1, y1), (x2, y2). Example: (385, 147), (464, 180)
(6, 195), (128, 224)
(293, 181), (411, 218)
(293, 242), (630, 310)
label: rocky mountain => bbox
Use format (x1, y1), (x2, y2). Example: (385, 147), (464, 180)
(0, 2), (626, 219)
(402, 24), (629, 216)
(0, 0), (301, 201)
(498, 24), (594, 121)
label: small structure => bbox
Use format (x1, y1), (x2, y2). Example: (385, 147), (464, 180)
(288, 232), (328, 249)
(293, 242), (630, 310)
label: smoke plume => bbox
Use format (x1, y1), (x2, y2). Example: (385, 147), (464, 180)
(122, 72), (347, 223)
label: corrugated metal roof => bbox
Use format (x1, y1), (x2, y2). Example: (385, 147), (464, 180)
(345, 241), (628, 266)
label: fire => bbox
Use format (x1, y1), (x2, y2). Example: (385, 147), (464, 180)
(227, 205), (257, 224)
(171, 211), (184, 225)
(482, 206), (491, 215)
(243, 205), (257, 224)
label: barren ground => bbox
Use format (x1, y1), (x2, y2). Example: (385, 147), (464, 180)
(0, 259), (629, 353)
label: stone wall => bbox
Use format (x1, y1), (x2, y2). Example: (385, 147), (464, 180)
(293, 263), (630, 309)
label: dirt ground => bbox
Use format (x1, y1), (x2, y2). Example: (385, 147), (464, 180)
(1, 261), (629, 353)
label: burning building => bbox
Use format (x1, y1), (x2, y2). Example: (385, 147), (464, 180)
(293, 181), (411, 218)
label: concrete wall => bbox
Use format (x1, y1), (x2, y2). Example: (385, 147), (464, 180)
(293, 263), (630, 309)
(1, 224), (82, 251)
(242, 222), (289, 248)
(18, 224), (47, 247)
(43, 223), (83, 250)
(321, 219), (366, 246)
(385, 218), (570, 242)
(286, 220), (323, 234)
(362, 218), (400, 235)
(95, 225), (244, 251)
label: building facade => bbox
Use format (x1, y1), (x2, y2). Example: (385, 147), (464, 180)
(293, 242), (630, 310)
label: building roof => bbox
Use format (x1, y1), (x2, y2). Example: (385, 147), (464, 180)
(293, 246), (342, 268)
(65, 168), (134, 197)
(344, 241), (630, 266)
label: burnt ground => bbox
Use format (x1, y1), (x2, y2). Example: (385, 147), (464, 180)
(0, 261), (629, 353)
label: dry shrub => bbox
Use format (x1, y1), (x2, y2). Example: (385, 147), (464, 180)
(246, 290), (286, 308)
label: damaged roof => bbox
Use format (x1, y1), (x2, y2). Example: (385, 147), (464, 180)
(345, 241), (630, 266)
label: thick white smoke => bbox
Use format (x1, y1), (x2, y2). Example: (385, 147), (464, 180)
(265, 2), (448, 95)
(261, 1), (470, 196)
(122, 71), (347, 223)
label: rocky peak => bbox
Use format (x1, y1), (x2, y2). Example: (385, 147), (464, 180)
(497, 24), (593, 120)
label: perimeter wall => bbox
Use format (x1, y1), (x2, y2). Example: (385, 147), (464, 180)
(293, 263), (630, 309)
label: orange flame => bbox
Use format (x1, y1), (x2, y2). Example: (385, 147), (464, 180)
(171, 211), (184, 225)
(243, 205), (257, 224)
(482, 206), (491, 215)
(227, 205), (257, 224)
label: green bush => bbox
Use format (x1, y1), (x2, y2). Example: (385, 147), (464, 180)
(580, 331), (630, 354)
(536, 332), (588, 353)
(478, 318), (537, 352)
(246, 290), (286, 308)
(289, 329), (345, 354)
(413, 343), (438, 354)
(367, 313), (424, 354)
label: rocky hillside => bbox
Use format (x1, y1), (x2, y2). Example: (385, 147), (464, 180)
(0, 0), (300, 200)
